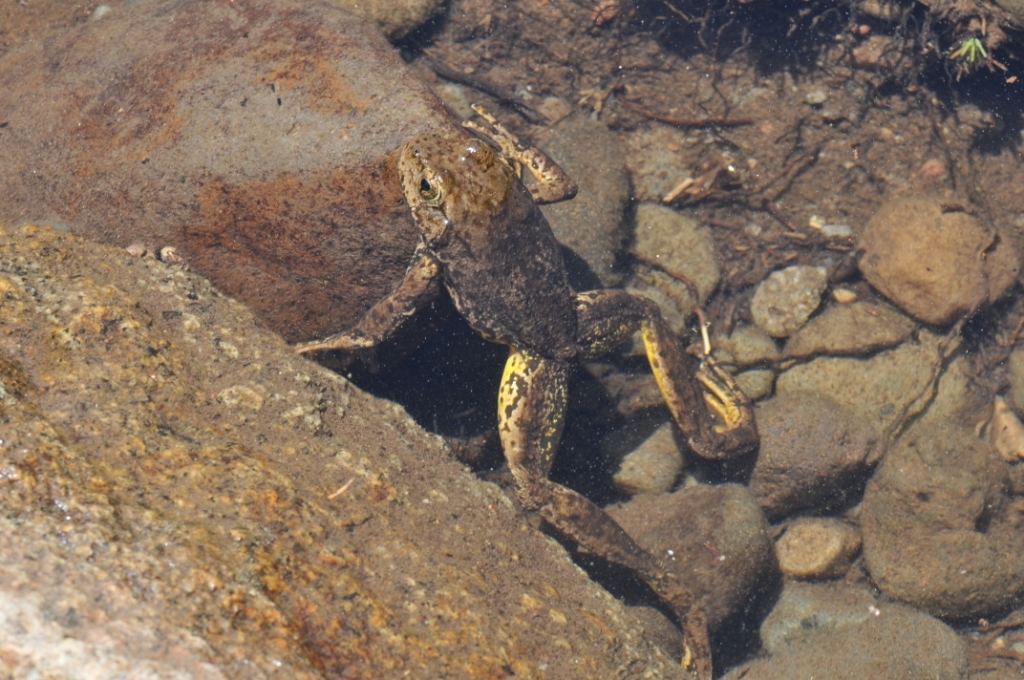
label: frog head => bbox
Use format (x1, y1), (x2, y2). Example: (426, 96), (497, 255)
(398, 132), (516, 250)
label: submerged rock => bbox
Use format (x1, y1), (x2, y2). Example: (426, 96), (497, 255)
(0, 223), (685, 678)
(726, 581), (968, 680)
(0, 0), (460, 344)
(861, 421), (1024, 620)
(857, 196), (1020, 326)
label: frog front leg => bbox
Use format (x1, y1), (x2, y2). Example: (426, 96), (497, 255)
(295, 249), (441, 354)
(462, 105), (577, 205)
(498, 347), (713, 680)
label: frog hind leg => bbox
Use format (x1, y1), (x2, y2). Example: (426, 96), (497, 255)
(497, 346), (711, 680)
(574, 289), (758, 460)
(295, 250), (441, 354)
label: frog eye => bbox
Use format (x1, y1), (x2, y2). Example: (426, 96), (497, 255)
(418, 172), (448, 206)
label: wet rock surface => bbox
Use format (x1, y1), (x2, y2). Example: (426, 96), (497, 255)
(608, 484), (778, 635)
(782, 300), (917, 359)
(775, 329), (952, 436)
(626, 204), (721, 334)
(0, 0), (459, 344)
(328, 0), (445, 39)
(861, 420), (1024, 620)
(611, 421), (685, 496)
(539, 116), (632, 288)
(750, 391), (880, 521)
(857, 196), (1021, 326)
(750, 266), (828, 339)
(726, 581), (968, 680)
(775, 517), (862, 580)
(0, 223), (686, 679)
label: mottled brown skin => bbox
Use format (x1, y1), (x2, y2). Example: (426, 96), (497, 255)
(297, 115), (758, 679)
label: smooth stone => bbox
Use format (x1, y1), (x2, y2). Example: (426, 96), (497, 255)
(750, 266), (829, 338)
(750, 391), (879, 520)
(725, 581), (968, 680)
(858, 195), (1020, 326)
(782, 300), (916, 359)
(608, 484), (778, 635)
(612, 421), (685, 495)
(775, 517), (862, 580)
(540, 116), (633, 288)
(861, 420), (1024, 619)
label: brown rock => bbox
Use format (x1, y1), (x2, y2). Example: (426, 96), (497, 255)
(857, 196), (1021, 326)
(750, 391), (879, 521)
(608, 484), (778, 634)
(782, 300), (916, 359)
(0, 0), (461, 344)
(861, 421), (1024, 619)
(0, 223), (685, 678)
(775, 518), (862, 580)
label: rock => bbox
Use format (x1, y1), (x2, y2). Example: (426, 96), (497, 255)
(804, 89), (829, 105)
(0, 0), (462, 344)
(759, 581), (878, 654)
(775, 518), (862, 580)
(782, 300), (916, 359)
(750, 391), (879, 521)
(714, 323), (780, 400)
(608, 484), (777, 634)
(539, 116), (632, 288)
(861, 420), (1024, 619)
(626, 126), (700, 202)
(776, 329), (956, 436)
(625, 268), (697, 335)
(612, 422), (685, 495)
(1004, 348), (1024, 414)
(626, 204), (721, 333)
(714, 323), (781, 367)
(725, 581), (968, 680)
(857, 196), (1020, 326)
(735, 369), (776, 401)
(750, 266), (829, 338)
(632, 204), (721, 302)
(328, 0), (444, 40)
(0, 223), (686, 678)
(990, 395), (1024, 463)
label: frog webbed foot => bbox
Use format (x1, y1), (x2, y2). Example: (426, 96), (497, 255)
(573, 289), (758, 460)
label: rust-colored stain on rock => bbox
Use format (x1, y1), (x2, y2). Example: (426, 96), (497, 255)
(0, 0), (459, 342)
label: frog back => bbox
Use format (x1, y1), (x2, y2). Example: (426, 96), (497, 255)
(436, 181), (578, 362)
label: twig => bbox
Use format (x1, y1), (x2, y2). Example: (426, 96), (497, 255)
(327, 478), (355, 500)
(618, 98), (752, 128)
(420, 54), (547, 124)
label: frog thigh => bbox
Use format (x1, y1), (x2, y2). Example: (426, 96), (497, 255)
(295, 250), (441, 354)
(573, 290), (758, 459)
(496, 347), (665, 576)
(497, 345), (713, 680)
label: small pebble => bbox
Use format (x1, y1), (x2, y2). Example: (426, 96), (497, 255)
(819, 223), (853, 238)
(91, 4), (113, 20)
(776, 517), (861, 580)
(125, 243), (150, 258)
(804, 89), (829, 106)
(750, 265), (829, 338)
(832, 288), (858, 303)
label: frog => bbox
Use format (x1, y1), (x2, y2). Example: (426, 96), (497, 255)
(296, 107), (758, 680)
